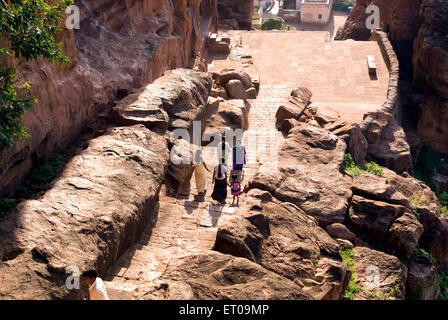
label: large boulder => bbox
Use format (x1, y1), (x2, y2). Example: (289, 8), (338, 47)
(353, 247), (408, 300)
(349, 172), (425, 258)
(0, 125), (169, 299)
(214, 194), (351, 300)
(328, 121), (368, 164)
(225, 79), (247, 100)
(248, 123), (352, 227)
(290, 86), (313, 105)
(112, 68), (212, 131)
(406, 254), (441, 300)
(367, 119), (412, 174)
(206, 98), (250, 132)
(351, 172), (411, 207)
(334, 0), (371, 41)
(218, 69), (253, 89)
(325, 223), (356, 242)
(275, 87), (314, 124)
(134, 251), (313, 300)
(387, 211), (424, 259)
(348, 195), (405, 242)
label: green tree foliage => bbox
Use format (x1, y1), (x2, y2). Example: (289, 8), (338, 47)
(260, 18), (286, 30)
(0, 0), (72, 150)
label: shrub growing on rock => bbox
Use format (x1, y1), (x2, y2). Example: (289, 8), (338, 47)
(341, 153), (384, 178)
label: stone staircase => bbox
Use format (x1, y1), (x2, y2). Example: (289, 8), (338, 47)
(104, 146), (256, 299)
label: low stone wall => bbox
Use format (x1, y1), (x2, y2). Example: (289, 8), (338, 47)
(360, 29), (412, 174)
(361, 29), (400, 145)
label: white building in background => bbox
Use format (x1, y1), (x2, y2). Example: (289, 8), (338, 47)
(300, 0), (334, 24)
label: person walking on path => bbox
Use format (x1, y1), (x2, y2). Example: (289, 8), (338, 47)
(193, 149), (210, 195)
(230, 174), (243, 206)
(217, 136), (230, 165)
(211, 158), (228, 204)
(82, 270), (109, 300)
(232, 139), (247, 180)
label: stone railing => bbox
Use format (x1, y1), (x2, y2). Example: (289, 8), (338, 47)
(360, 29), (400, 144)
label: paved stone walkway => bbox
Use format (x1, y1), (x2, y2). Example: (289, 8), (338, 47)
(104, 84), (286, 299)
(104, 28), (388, 299)
(241, 30), (389, 122)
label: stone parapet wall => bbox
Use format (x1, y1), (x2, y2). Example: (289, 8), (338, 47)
(361, 29), (400, 145)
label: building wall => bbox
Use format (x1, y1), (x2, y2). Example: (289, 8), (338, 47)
(300, 1), (333, 24)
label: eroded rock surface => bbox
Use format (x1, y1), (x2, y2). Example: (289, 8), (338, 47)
(248, 123), (352, 227)
(0, 126), (169, 299)
(367, 119), (412, 174)
(133, 251), (313, 300)
(214, 194), (351, 300)
(112, 68), (212, 131)
(217, 0), (254, 30)
(353, 247), (408, 300)
(0, 0), (216, 196)
(414, 0), (448, 154)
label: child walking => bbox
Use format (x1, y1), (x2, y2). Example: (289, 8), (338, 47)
(230, 174), (243, 206)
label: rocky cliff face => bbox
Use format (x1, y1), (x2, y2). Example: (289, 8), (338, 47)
(413, 0), (448, 154)
(0, 0), (216, 197)
(217, 0), (254, 29)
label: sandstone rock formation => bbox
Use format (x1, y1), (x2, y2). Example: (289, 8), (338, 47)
(327, 121), (368, 164)
(211, 68), (258, 101)
(206, 98), (251, 132)
(0, 126), (169, 299)
(248, 123), (352, 227)
(388, 171), (448, 271)
(413, 0), (448, 154)
(334, 0), (371, 41)
(353, 247), (408, 300)
(214, 194), (351, 300)
(406, 254), (441, 300)
(0, 0), (217, 197)
(217, 0), (254, 30)
(133, 251), (313, 300)
(367, 119), (412, 174)
(111, 68), (212, 131)
(225, 79), (247, 99)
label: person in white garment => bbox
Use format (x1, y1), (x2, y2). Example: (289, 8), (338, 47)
(217, 136), (230, 165)
(82, 270), (109, 300)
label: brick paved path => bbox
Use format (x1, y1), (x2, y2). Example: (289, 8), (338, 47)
(104, 83), (288, 299)
(104, 29), (387, 299)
